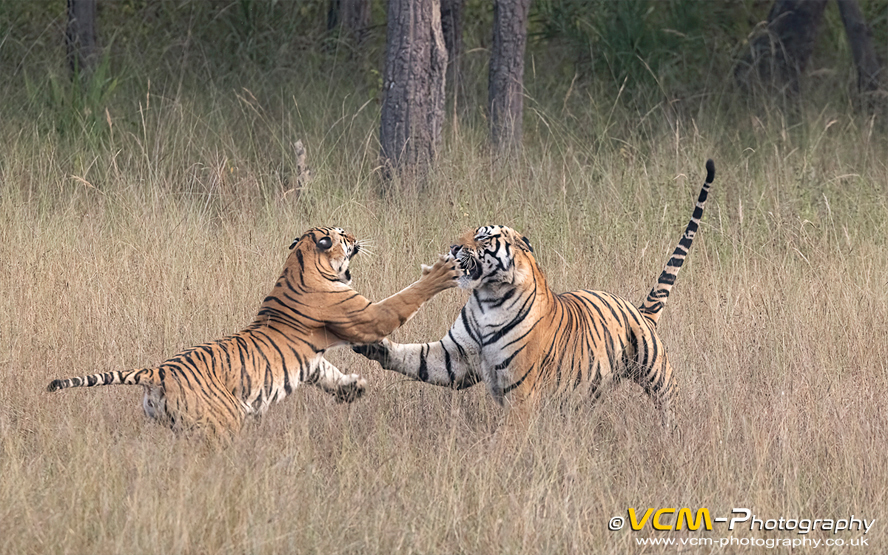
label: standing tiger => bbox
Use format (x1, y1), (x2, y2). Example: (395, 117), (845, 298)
(354, 160), (715, 429)
(47, 227), (460, 438)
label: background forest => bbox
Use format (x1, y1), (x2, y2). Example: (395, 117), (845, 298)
(1, 1), (887, 554)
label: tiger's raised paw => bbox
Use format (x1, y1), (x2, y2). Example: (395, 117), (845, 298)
(420, 253), (453, 275)
(419, 255), (460, 292)
(334, 374), (367, 403)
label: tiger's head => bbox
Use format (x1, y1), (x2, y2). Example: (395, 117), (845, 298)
(288, 226), (360, 285)
(450, 225), (535, 290)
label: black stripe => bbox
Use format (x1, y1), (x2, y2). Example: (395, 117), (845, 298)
(484, 292), (534, 345)
(460, 308), (481, 346)
(495, 344), (526, 372)
(295, 250), (306, 287)
(418, 346), (429, 381)
(503, 361), (533, 395)
(472, 290), (485, 313)
(488, 287), (516, 308)
(448, 330), (469, 358)
(443, 346), (454, 384)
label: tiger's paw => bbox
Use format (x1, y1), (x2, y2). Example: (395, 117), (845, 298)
(420, 252), (453, 275)
(334, 374), (367, 403)
(419, 255), (460, 292)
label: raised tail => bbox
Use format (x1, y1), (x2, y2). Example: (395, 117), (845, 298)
(638, 159), (715, 326)
(47, 368), (160, 392)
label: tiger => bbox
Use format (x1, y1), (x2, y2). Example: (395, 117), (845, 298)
(354, 160), (715, 429)
(47, 226), (460, 439)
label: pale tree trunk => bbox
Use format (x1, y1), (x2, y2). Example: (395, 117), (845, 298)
(66, 0), (98, 78)
(489, 0), (531, 155)
(735, 0), (828, 96)
(379, 0), (447, 188)
(836, 0), (882, 95)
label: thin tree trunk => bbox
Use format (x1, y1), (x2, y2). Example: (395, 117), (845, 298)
(836, 0), (882, 94)
(441, 0), (462, 131)
(66, 0), (98, 78)
(735, 0), (828, 96)
(380, 0), (447, 188)
(489, 0), (531, 154)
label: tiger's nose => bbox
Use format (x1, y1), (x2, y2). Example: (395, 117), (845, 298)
(450, 245), (461, 257)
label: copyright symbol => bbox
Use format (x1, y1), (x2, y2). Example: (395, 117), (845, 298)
(608, 516), (624, 531)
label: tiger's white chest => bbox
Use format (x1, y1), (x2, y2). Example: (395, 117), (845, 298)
(464, 293), (538, 403)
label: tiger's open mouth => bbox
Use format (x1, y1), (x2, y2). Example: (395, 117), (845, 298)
(454, 248), (483, 281)
(340, 243), (359, 283)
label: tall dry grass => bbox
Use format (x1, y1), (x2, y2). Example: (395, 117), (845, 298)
(0, 75), (886, 555)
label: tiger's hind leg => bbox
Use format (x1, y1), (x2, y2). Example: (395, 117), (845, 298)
(156, 371), (246, 438)
(310, 358), (367, 403)
(630, 332), (678, 433)
(644, 356), (677, 434)
(142, 386), (166, 421)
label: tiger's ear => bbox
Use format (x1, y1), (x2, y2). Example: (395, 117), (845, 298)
(519, 236), (533, 253)
(316, 236), (333, 251)
(289, 237), (298, 250)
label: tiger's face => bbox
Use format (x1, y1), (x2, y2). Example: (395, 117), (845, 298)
(289, 226), (360, 284)
(450, 225), (534, 290)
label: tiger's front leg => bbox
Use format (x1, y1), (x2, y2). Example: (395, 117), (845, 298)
(324, 256), (461, 345)
(310, 358), (367, 403)
(353, 336), (482, 390)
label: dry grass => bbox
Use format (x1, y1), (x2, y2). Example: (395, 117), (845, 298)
(0, 87), (886, 555)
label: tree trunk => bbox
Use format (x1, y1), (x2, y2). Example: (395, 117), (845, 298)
(489, 0), (531, 154)
(836, 0), (882, 94)
(441, 0), (463, 129)
(734, 0), (828, 96)
(379, 0), (447, 188)
(328, 0), (370, 45)
(66, 0), (98, 78)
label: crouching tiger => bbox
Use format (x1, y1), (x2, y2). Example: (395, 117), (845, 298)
(48, 227), (460, 438)
(354, 160), (715, 429)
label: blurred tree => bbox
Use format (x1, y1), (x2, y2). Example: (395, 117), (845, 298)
(836, 0), (882, 94)
(441, 0), (463, 129)
(489, 0), (531, 154)
(734, 0), (829, 96)
(66, 0), (97, 78)
(528, 0), (754, 103)
(327, 0), (371, 45)
(380, 0), (448, 188)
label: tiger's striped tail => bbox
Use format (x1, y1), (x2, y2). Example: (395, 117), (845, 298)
(47, 368), (160, 392)
(638, 159), (715, 326)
